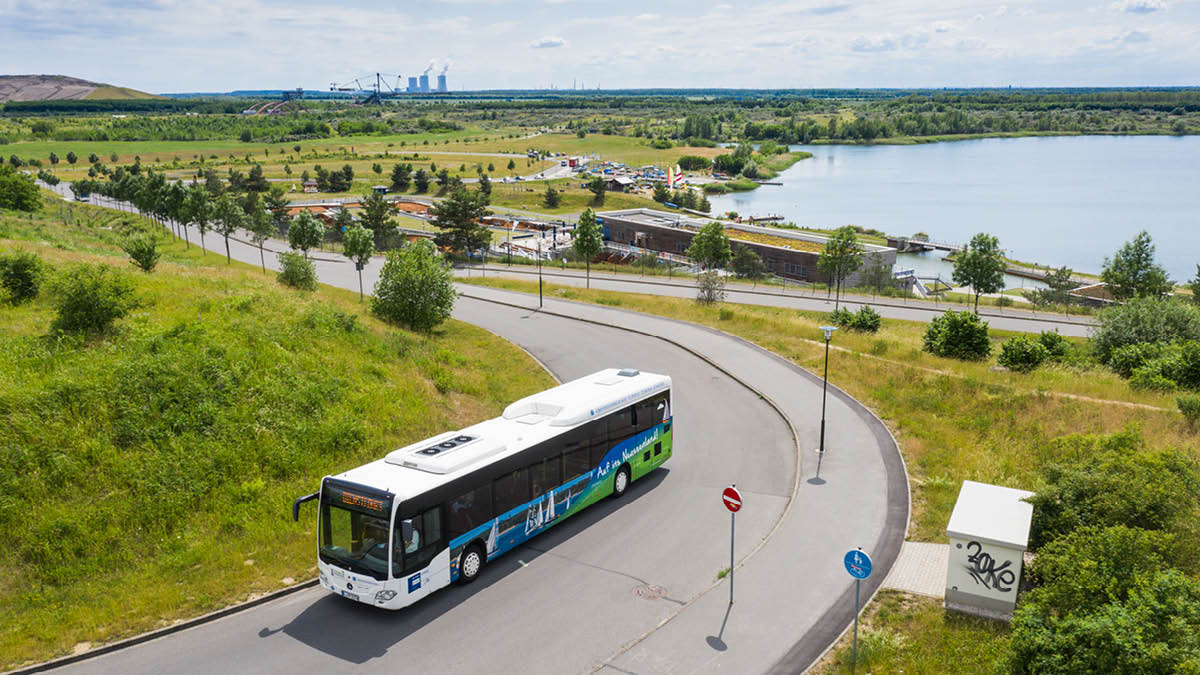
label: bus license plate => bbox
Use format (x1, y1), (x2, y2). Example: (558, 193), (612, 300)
(341, 591), (359, 602)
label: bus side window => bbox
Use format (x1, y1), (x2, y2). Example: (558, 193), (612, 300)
(493, 468), (529, 515)
(609, 406), (637, 442)
(448, 483), (491, 537)
(545, 455), (561, 490)
(635, 398), (657, 433)
(564, 446), (590, 482)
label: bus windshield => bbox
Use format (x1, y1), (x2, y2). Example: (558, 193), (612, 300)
(319, 501), (390, 580)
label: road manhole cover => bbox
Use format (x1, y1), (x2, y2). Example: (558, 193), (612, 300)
(632, 584), (667, 600)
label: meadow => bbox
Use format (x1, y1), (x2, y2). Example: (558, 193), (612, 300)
(0, 200), (554, 668)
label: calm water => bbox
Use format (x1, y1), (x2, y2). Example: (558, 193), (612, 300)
(709, 136), (1200, 281)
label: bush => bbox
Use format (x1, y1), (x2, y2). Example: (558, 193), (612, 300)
(0, 249), (45, 303)
(276, 251), (317, 291)
(1108, 341), (1167, 378)
(922, 310), (991, 360)
(1038, 331), (1071, 360)
(1130, 366), (1178, 391)
(49, 263), (137, 334)
(994, 294), (1013, 307)
(1010, 528), (1200, 674)
(831, 305), (882, 332)
(1092, 297), (1200, 364)
(702, 183), (729, 194)
(1027, 431), (1200, 549)
(696, 270), (726, 305)
(371, 240), (455, 331)
(1179, 393), (1200, 429)
(677, 155), (712, 171)
(120, 235), (161, 273)
(998, 335), (1050, 372)
(649, 138), (672, 149)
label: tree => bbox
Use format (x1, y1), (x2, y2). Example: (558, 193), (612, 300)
(686, 221), (732, 270)
(372, 162), (382, 175)
(390, 162), (412, 192)
(121, 235), (161, 273)
(431, 188), (491, 254)
(263, 185), (290, 235)
(213, 193), (245, 264)
(245, 164), (269, 192)
(477, 173), (491, 201)
(1102, 230), (1173, 301)
(371, 240), (456, 331)
(817, 226), (864, 310)
(1029, 266), (1076, 307)
(183, 184), (212, 254)
(30, 120), (53, 138)
(48, 152), (59, 169)
(731, 245), (766, 281)
(507, 159), (516, 171)
(587, 176), (607, 205)
(1189, 265), (1200, 306)
(652, 183), (670, 203)
(288, 210), (325, 258)
(66, 151), (77, 165)
(436, 168), (451, 190)
(342, 223), (375, 301)
(543, 185), (562, 208)
(487, 162), (495, 172)
(0, 165), (41, 212)
(244, 192), (274, 272)
(572, 208), (603, 288)
(413, 168), (430, 193)
(952, 232), (1006, 313)
(88, 153), (99, 164)
(358, 190), (396, 247)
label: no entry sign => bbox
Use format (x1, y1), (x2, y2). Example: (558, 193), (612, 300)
(722, 486), (743, 513)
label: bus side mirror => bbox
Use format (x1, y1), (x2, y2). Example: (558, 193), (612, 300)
(292, 492), (319, 522)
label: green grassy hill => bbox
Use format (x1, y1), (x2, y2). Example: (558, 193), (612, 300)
(0, 199), (553, 668)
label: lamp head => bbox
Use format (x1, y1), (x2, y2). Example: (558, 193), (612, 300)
(819, 325), (837, 340)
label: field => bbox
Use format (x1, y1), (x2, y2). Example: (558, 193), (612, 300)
(0, 199), (555, 669)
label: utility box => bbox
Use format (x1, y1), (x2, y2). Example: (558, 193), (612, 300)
(945, 480), (1034, 621)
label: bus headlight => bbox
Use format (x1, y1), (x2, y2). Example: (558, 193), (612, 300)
(375, 590), (397, 602)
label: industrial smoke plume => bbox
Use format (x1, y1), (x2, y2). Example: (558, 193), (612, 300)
(423, 59), (435, 76)
(439, 59), (452, 75)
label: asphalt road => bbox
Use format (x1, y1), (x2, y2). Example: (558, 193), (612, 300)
(39, 193), (907, 674)
(455, 265), (1097, 337)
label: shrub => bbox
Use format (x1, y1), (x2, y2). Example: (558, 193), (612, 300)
(1038, 331), (1071, 360)
(998, 335), (1050, 372)
(1179, 393), (1200, 429)
(649, 138), (672, 149)
(120, 235), (161, 273)
(831, 305), (882, 332)
(1092, 297), (1200, 364)
(994, 294), (1013, 307)
(1130, 366), (1177, 391)
(1108, 341), (1167, 378)
(0, 249), (44, 303)
(1010, 529), (1200, 674)
(49, 263), (137, 334)
(696, 270), (726, 305)
(702, 183), (729, 194)
(1027, 431), (1200, 549)
(849, 305), (882, 332)
(276, 251), (317, 291)
(922, 310), (991, 360)
(371, 240), (455, 331)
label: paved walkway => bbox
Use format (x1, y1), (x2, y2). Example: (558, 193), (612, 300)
(881, 542), (949, 598)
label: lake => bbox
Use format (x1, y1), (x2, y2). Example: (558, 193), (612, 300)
(708, 135), (1200, 283)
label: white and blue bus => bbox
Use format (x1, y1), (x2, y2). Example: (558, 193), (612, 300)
(292, 368), (673, 609)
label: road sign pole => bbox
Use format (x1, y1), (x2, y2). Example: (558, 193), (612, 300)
(722, 484), (742, 605)
(853, 578), (860, 665)
(730, 510), (735, 605)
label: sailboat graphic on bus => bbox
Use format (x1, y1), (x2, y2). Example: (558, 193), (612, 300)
(524, 489), (558, 535)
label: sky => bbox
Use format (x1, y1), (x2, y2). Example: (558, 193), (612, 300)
(1, 0), (1197, 93)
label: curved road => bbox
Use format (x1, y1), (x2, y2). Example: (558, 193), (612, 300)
(36, 192), (907, 674)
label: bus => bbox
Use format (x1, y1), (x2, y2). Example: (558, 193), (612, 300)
(292, 368), (673, 609)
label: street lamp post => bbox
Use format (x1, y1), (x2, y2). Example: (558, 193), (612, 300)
(815, 325), (837, 480)
(537, 235), (543, 308)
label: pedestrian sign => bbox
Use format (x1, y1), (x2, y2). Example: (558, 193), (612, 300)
(844, 549), (872, 580)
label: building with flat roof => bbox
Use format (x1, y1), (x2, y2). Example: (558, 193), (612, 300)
(596, 208), (896, 284)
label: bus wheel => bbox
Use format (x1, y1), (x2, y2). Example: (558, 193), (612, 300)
(459, 544), (486, 585)
(613, 464), (632, 498)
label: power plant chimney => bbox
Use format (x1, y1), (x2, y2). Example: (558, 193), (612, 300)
(436, 74), (447, 92)
(407, 76), (418, 93)
(418, 74), (430, 93)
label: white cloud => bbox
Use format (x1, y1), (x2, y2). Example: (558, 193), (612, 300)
(955, 37), (987, 51)
(530, 36), (566, 49)
(850, 34), (897, 52)
(994, 5), (1008, 16)
(1122, 29), (1151, 42)
(1111, 0), (1167, 13)
(634, 13), (659, 21)
(901, 31), (929, 49)
(933, 20), (956, 33)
